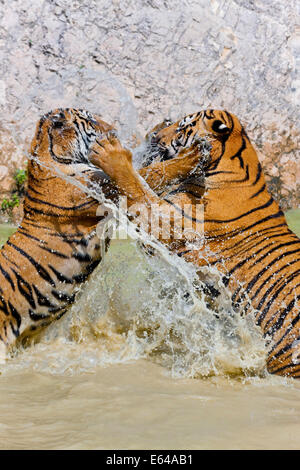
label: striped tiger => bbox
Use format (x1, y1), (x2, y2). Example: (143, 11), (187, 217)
(0, 108), (200, 359)
(89, 110), (300, 377)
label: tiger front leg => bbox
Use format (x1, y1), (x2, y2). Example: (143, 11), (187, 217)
(139, 142), (203, 193)
(89, 133), (159, 207)
(89, 134), (192, 245)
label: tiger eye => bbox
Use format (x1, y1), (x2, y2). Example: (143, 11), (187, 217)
(52, 121), (64, 129)
(212, 120), (229, 134)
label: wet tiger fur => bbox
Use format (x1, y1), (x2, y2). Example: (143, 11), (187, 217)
(0, 108), (200, 359)
(89, 110), (300, 377)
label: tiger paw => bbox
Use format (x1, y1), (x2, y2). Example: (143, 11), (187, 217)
(174, 141), (202, 176)
(89, 132), (133, 182)
(175, 137), (211, 176)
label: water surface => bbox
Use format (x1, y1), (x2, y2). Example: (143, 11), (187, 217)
(0, 211), (299, 450)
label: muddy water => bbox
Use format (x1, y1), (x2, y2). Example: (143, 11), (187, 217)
(1, 359), (300, 450)
(0, 212), (299, 450)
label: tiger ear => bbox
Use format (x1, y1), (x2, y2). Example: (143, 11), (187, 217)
(145, 118), (173, 141)
(212, 120), (229, 134)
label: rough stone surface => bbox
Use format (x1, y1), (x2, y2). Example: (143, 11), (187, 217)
(0, 0), (299, 214)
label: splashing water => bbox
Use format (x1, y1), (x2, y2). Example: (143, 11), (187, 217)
(4, 155), (267, 380)
(64, 239), (267, 378)
(2, 82), (268, 379)
(6, 231), (267, 378)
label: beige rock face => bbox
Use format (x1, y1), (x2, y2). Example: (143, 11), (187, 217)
(0, 0), (299, 212)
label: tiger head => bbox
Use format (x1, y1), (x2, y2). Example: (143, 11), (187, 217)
(30, 108), (114, 175)
(144, 109), (258, 176)
(25, 108), (116, 219)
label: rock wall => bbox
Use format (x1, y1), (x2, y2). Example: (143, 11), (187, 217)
(0, 0), (299, 214)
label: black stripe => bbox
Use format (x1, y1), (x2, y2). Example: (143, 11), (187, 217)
(206, 131), (230, 172)
(12, 269), (36, 309)
(211, 235), (287, 268)
(32, 284), (57, 308)
(10, 321), (20, 337)
(7, 241), (55, 287)
(39, 245), (69, 259)
(0, 295), (9, 316)
(207, 163), (249, 184)
(251, 258), (300, 304)
(252, 163), (262, 186)
(28, 309), (51, 322)
(206, 210), (285, 241)
(25, 204), (69, 218)
(214, 224), (290, 255)
(47, 127), (73, 165)
(51, 290), (75, 304)
(31, 116), (46, 156)
(171, 141), (178, 153)
(207, 155), (222, 171)
(72, 260), (100, 283)
(265, 294), (300, 348)
(267, 346), (300, 376)
(224, 111), (234, 130)
(0, 263), (15, 290)
(17, 230), (45, 243)
(205, 196), (274, 224)
(48, 265), (74, 284)
(1, 251), (20, 269)
(269, 295), (300, 360)
(229, 231), (297, 265)
(204, 110), (214, 120)
(27, 184), (44, 196)
(182, 129), (194, 147)
(163, 199), (204, 223)
(25, 192), (96, 211)
(25, 203), (97, 219)
(72, 252), (92, 263)
(50, 230), (85, 239)
(250, 183), (266, 199)
(85, 260), (100, 275)
(20, 220), (56, 231)
(169, 189), (202, 199)
(268, 362), (299, 376)
(8, 301), (21, 330)
(225, 245), (300, 288)
(72, 272), (89, 283)
(205, 170), (235, 177)
(258, 279), (300, 328)
(249, 240), (300, 270)
(73, 119), (89, 152)
(230, 136), (246, 169)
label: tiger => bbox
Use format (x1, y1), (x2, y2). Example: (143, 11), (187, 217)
(0, 107), (200, 359)
(88, 109), (300, 377)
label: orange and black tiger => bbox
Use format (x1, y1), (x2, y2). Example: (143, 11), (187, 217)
(0, 108), (200, 359)
(89, 110), (300, 377)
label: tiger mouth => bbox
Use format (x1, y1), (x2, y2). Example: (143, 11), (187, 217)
(142, 128), (178, 166)
(142, 128), (212, 172)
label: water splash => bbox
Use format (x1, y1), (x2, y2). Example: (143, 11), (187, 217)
(4, 232), (267, 378)
(5, 150), (267, 378)
(1, 85), (268, 378)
